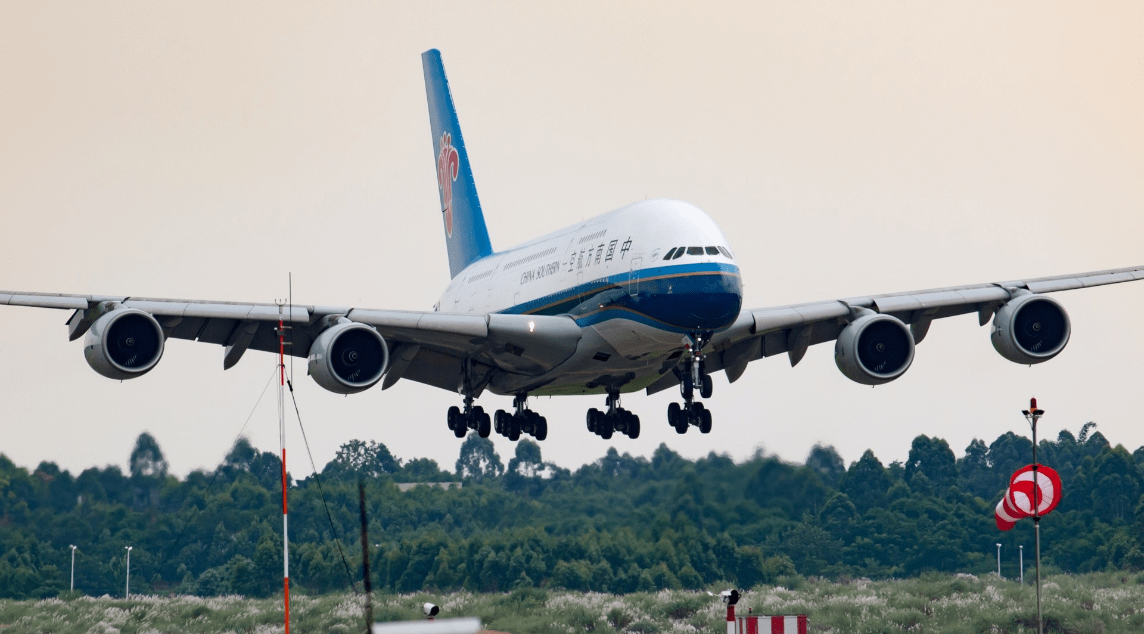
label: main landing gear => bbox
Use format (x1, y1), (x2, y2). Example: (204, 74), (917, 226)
(587, 391), (641, 440)
(494, 395), (548, 441)
(447, 393), (491, 439)
(667, 340), (714, 435)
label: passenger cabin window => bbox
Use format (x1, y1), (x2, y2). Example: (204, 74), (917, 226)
(686, 246), (704, 255)
(662, 247), (677, 260)
(705, 246), (719, 255)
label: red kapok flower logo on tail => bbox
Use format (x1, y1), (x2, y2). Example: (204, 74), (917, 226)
(436, 131), (460, 238)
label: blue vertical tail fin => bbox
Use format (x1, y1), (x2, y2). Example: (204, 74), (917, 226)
(422, 49), (494, 279)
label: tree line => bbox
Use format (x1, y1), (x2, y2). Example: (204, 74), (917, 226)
(1, 421), (1142, 599)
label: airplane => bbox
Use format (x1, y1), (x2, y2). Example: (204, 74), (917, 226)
(3, 49), (1142, 444)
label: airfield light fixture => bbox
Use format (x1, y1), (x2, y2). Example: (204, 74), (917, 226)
(70, 545), (77, 592)
(125, 546), (132, 599)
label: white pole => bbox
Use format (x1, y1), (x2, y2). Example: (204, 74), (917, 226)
(124, 546), (132, 599)
(996, 543), (1001, 578)
(1019, 545), (1024, 584)
(277, 304), (291, 634)
(70, 545), (76, 592)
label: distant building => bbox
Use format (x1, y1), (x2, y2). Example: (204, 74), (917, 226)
(395, 482), (462, 492)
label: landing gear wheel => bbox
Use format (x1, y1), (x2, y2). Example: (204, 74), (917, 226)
(508, 416), (521, 441)
(699, 406), (712, 434)
(627, 414), (640, 439)
(667, 402), (681, 427)
(478, 411), (492, 438)
(494, 410), (509, 435)
(680, 377), (694, 401)
(535, 417), (548, 441)
(700, 375), (713, 399)
(453, 419), (468, 438)
(447, 406), (461, 431)
(599, 415), (614, 440)
(587, 408), (600, 433)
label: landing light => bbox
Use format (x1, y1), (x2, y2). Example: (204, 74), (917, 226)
(528, 321), (535, 333)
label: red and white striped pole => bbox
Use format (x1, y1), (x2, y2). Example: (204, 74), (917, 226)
(725, 603), (735, 634)
(277, 306), (290, 634)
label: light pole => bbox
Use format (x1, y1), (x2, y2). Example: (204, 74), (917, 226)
(1019, 545), (1024, 585)
(124, 546), (132, 599)
(1022, 398), (1046, 634)
(70, 545), (77, 592)
(996, 543), (1002, 578)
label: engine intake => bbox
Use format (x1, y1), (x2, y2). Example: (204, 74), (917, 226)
(84, 308), (166, 380)
(307, 320), (388, 394)
(835, 313), (915, 385)
(991, 293), (1070, 364)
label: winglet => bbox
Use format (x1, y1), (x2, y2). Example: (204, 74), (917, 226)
(422, 49), (494, 279)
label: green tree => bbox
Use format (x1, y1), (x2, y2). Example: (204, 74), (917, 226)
(806, 444), (845, 487)
(904, 435), (956, 490)
(455, 436), (504, 480)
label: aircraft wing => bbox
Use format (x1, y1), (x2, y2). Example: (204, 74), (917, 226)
(648, 264), (1144, 394)
(0, 291), (581, 394)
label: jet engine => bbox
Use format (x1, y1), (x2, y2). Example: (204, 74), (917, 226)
(307, 320), (388, 394)
(991, 293), (1070, 364)
(84, 308), (166, 380)
(835, 313), (915, 385)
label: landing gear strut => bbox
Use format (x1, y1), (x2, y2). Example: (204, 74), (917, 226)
(668, 336), (714, 434)
(586, 391), (641, 439)
(447, 393), (491, 439)
(494, 394), (548, 441)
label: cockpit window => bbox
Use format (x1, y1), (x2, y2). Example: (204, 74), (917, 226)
(671, 247), (686, 260)
(718, 246), (734, 259)
(662, 247), (677, 260)
(686, 246), (703, 256)
(705, 246), (719, 255)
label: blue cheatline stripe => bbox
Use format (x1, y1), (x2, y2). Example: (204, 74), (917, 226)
(499, 262), (743, 333)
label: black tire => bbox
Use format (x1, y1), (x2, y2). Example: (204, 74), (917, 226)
(700, 375), (713, 399)
(509, 417), (521, 441)
(628, 414), (640, 439)
(453, 417), (468, 438)
(447, 406), (461, 431)
(494, 410), (508, 435)
(535, 417), (548, 441)
(699, 407), (712, 434)
(667, 402), (681, 427)
(472, 406), (485, 428)
(599, 414), (614, 439)
(478, 412), (491, 438)
(587, 408), (600, 433)
(675, 418), (688, 434)
(680, 377), (694, 401)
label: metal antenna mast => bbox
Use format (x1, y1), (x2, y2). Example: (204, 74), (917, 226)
(276, 299), (291, 634)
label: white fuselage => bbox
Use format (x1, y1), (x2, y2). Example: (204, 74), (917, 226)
(438, 199), (744, 395)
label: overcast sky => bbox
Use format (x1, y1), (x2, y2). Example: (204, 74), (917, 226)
(2, 2), (1141, 479)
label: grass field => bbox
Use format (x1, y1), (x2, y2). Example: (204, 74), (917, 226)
(2, 572), (1141, 633)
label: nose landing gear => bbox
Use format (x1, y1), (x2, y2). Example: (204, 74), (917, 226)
(668, 337), (714, 434)
(586, 391), (641, 439)
(493, 394), (548, 441)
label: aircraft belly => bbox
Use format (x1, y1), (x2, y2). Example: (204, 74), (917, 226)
(486, 317), (677, 396)
(590, 317), (682, 358)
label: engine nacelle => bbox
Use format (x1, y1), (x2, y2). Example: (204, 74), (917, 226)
(991, 293), (1070, 364)
(307, 320), (388, 394)
(84, 308), (166, 380)
(835, 313), (915, 385)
